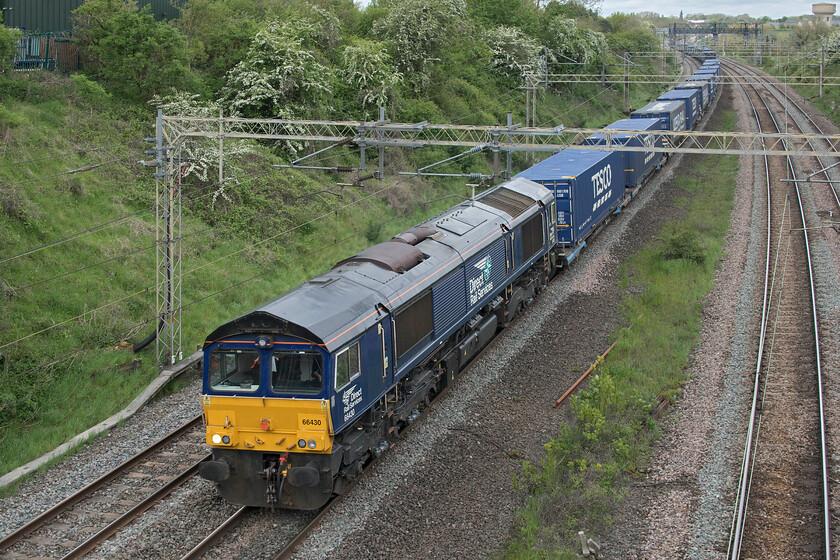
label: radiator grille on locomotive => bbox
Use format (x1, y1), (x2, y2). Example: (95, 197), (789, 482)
(478, 187), (533, 217)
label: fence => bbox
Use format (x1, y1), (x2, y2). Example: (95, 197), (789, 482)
(13, 32), (80, 72)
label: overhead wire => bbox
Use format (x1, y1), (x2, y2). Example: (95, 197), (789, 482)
(0, 146), (107, 169)
(12, 226), (214, 292)
(0, 206), (153, 265)
(182, 180), (392, 279)
(0, 175), (399, 352)
(0, 157), (124, 190)
(181, 191), (413, 313)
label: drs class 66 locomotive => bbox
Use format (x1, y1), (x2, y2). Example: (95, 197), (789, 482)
(198, 178), (557, 509)
(198, 57), (719, 509)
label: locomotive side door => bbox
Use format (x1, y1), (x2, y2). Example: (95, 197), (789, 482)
(378, 316), (394, 386)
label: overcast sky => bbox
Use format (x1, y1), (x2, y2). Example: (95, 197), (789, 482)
(598, 0), (818, 19)
(354, 1), (820, 21)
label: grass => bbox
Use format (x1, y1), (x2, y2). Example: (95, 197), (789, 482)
(504, 109), (739, 558)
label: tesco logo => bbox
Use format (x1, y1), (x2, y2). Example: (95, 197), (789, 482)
(591, 164), (612, 198)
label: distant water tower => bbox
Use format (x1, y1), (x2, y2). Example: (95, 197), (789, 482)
(813, 3), (836, 25)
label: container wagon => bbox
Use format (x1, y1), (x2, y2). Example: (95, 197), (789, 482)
(689, 74), (717, 97)
(657, 89), (701, 129)
(632, 100), (686, 131)
(515, 148), (623, 265)
(584, 118), (666, 192)
(675, 81), (710, 110)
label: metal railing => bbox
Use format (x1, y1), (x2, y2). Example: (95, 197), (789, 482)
(13, 31), (80, 73)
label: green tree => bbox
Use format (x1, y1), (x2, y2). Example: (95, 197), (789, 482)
(72, 0), (193, 102)
(177, 0), (260, 95)
(606, 13), (658, 53)
(467, 0), (540, 34)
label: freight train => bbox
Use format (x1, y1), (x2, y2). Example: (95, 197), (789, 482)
(198, 58), (720, 509)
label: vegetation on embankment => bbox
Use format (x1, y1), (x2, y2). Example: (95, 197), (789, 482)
(0, 0), (676, 479)
(505, 109), (739, 558)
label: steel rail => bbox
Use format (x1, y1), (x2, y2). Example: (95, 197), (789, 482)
(724, 62), (775, 560)
(0, 414), (203, 551)
(60, 455), (211, 559)
(724, 57), (831, 560)
(747, 66), (840, 211)
(179, 506), (252, 560)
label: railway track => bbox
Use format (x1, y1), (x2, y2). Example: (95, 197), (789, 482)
(0, 416), (207, 559)
(722, 57), (832, 560)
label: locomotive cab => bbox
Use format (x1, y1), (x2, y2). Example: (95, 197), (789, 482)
(199, 334), (339, 509)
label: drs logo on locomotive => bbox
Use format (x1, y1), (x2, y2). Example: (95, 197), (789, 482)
(591, 164), (613, 212)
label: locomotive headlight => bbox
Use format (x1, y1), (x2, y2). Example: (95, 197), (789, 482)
(307, 439), (317, 449)
(222, 435), (230, 444)
(256, 336), (272, 348)
(298, 439), (306, 448)
(212, 434), (222, 444)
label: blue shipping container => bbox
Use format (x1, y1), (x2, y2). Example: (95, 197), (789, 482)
(694, 67), (719, 77)
(632, 100), (686, 131)
(690, 74), (717, 96)
(515, 149), (623, 248)
(675, 81), (709, 109)
(584, 118), (665, 189)
(657, 89), (701, 128)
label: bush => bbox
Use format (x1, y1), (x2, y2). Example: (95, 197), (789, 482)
(661, 224), (705, 263)
(70, 74), (112, 108)
(0, 24), (21, 74)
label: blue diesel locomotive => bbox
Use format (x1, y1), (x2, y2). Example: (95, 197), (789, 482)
(199, 178), (556, 508)
(198, 56), (719, 509)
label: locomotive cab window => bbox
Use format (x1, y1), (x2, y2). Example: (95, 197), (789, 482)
(335, 342), (361, 390)
(209, 349), (260, 392)
(270, 350), (324, 395)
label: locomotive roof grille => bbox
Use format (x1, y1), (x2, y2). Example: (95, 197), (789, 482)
(477, 187), (533, 217)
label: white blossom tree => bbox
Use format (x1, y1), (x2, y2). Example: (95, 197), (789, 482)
(545, 17), (606, 70)
(219, 20), (333, 119)
(483, 26), (541, 81)
(151, 91), (256, 206)
(341, 40), (403, 112)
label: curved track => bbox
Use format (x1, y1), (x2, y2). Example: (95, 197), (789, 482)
(722, 57), (832, 560)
